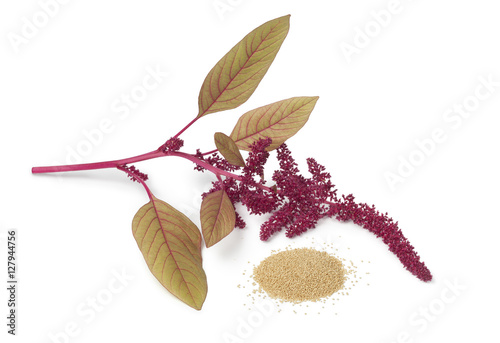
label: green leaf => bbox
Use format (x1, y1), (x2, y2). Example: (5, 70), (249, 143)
(214, 132), (246, 167)
(197, 15), (290, 118)
(230, 96), (319, 151)
(200, 189), (236, 248)
(132, 196), (207, 310)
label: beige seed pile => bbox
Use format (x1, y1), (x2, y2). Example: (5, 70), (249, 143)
(252, 248), (347, 303)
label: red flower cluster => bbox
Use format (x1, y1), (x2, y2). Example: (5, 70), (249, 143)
(194, 150), (241, 173)
(121, 165), (148, 183)
(239, 138), (280, 216)
(260, 144), (337, 240)
(199, 138), (279, 228)
(197, 138), (432, 282)
(163, 137), (184, 152)
(335, 194), (432, 281)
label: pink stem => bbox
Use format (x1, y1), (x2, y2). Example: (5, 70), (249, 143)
(32, 145), (338, 212)
(172, 117), (199, 139)
(32, 146), (340, 219)
(32, 150), (164, 174)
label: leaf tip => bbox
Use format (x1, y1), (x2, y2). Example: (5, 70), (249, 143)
(307, 96), (320, 106)
(192, 300), (205, 311)
(277, 14), (291, 29)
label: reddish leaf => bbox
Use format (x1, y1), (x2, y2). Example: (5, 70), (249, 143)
(214, 132), (245, 167)
(200, 189), (236, 247)
(197, 15), (290, 118)
(132, 196), (207, 310)
(230, 96), (319, 151)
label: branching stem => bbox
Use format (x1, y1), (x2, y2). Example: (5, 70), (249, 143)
(32, 147), (339, 213)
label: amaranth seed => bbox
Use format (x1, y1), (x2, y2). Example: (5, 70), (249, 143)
(252, 248), (346, 303)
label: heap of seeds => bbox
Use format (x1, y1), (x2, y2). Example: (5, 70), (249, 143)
(252, 248), (347, 303)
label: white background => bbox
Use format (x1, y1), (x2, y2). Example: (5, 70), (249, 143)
(1, 0), (499, 342)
